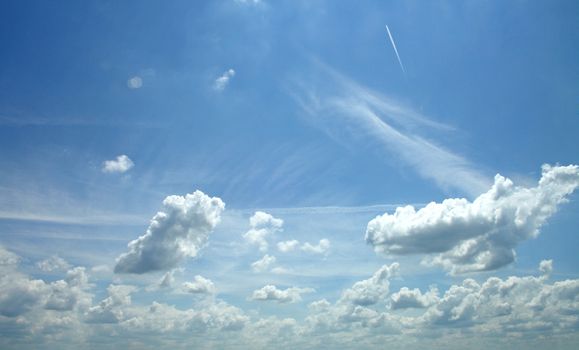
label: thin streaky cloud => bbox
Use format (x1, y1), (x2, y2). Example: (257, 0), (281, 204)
(385, 25), (406, 76)
(292, 62), (490, 196)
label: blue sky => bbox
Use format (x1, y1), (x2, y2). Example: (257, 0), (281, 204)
(0, 1), (578, 349)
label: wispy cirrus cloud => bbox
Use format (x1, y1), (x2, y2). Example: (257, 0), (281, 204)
(291, 62), (490, 197)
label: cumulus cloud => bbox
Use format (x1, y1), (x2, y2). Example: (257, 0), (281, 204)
(37, 255), (71, 272)
(389, 287), (439, 310)
(243, 211), (283, 252)
(339, 263), (399, 306)
(250, 285), (314, 303)
(366, 164), (579, 274)
(182, 275), (216, 294)
(0, 247), (92, 318)
(85, 284), (136, 324)
(102, 155), (134, 173)
(114, 190), (225, 274)
(251, 254), (276, 272)
(213, 68), (235, 91)
(301, 239), (331, 255)
(418, 261), (579, 331)
(277, 240), (300, 253)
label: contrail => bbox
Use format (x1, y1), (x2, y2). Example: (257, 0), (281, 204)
(385, 25), (406, 76)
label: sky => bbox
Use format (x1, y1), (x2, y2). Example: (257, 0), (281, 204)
(0, 0), (578, 349)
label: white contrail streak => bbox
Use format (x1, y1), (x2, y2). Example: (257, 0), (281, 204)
(385, 25), (406, 75)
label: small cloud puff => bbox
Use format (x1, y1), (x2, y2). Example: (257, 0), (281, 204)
(213, 69), (235, 91)
(301, 239), (330, 255)
(102, 155), (134, 174)
(251, 254), (276, 272)
(277, 240), (300, 253)
(243, 211), (283, 252)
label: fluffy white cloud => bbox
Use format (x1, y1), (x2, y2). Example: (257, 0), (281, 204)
(301, 239), (331, 255)
(277, 240), (300, 253)
(85, 284), (136, 324)
(213, 68), (235, 91)
(37, 255), (71, 272)
(182, 275), (215, 294)
(339, 263), (399, 306)
(102, 154), (134, 173)
(417, 260), (579, 332)
(250, 285), (314, 304)
(251, 254), (276, 272)
(114, 190), (225, 274)
(389, 287), (439, 310)
(243, 211), (283, 252)
(0, 248), (92, 318)
(366, 164), (579, 273)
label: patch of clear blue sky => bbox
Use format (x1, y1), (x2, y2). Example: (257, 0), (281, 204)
(0, 0), (577, 280)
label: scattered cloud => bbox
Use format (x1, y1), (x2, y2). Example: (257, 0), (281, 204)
(339, 263), (399, 306)
(250, 285), (315, 303)
(1, 245), (578, 348)
(127, 76), (143, 89)
(85, 284), (136, 324)
(301, 239), (330, 255)
(243, 211), (283, 252)
(277, 240), (300, 253)
(366, 164), (579, 274)
(102, 155), (134, 174)
(37, 255), (71, 272)
(182, 275), (216, 294)
(251, 254), (277, 272)
(213, 68), (235, 91)
(114, 190), (225, 274)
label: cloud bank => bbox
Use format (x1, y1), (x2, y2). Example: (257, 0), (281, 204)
(114, 190), (225, 274)
(366, 164), (579, 273)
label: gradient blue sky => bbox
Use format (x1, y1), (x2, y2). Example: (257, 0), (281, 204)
(0, 1), (578, 349)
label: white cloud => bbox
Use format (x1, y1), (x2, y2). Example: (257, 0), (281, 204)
(213, 68), (235, 91)
(301, 238), (330, 255)
(293, 63), (490, 196)
(277, 240), (300, 253)
(366, 164), (579, 274)
(85, 284), (136, 324)
(339, 263), (399, 306)
(250, 285), (314, 303)
(251, 254), (276, 272)
(0, 247), (92, 318)
(102, 155), (134, 174)
(389, 287), (439, 310)
(127, 76), (143, 89)
(37, 255), (71, 272)
(243, 211), (283, 252)
(0, 246), (20, 266)
(114, 190), (225, 274)
(182, 275), (216, 294)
